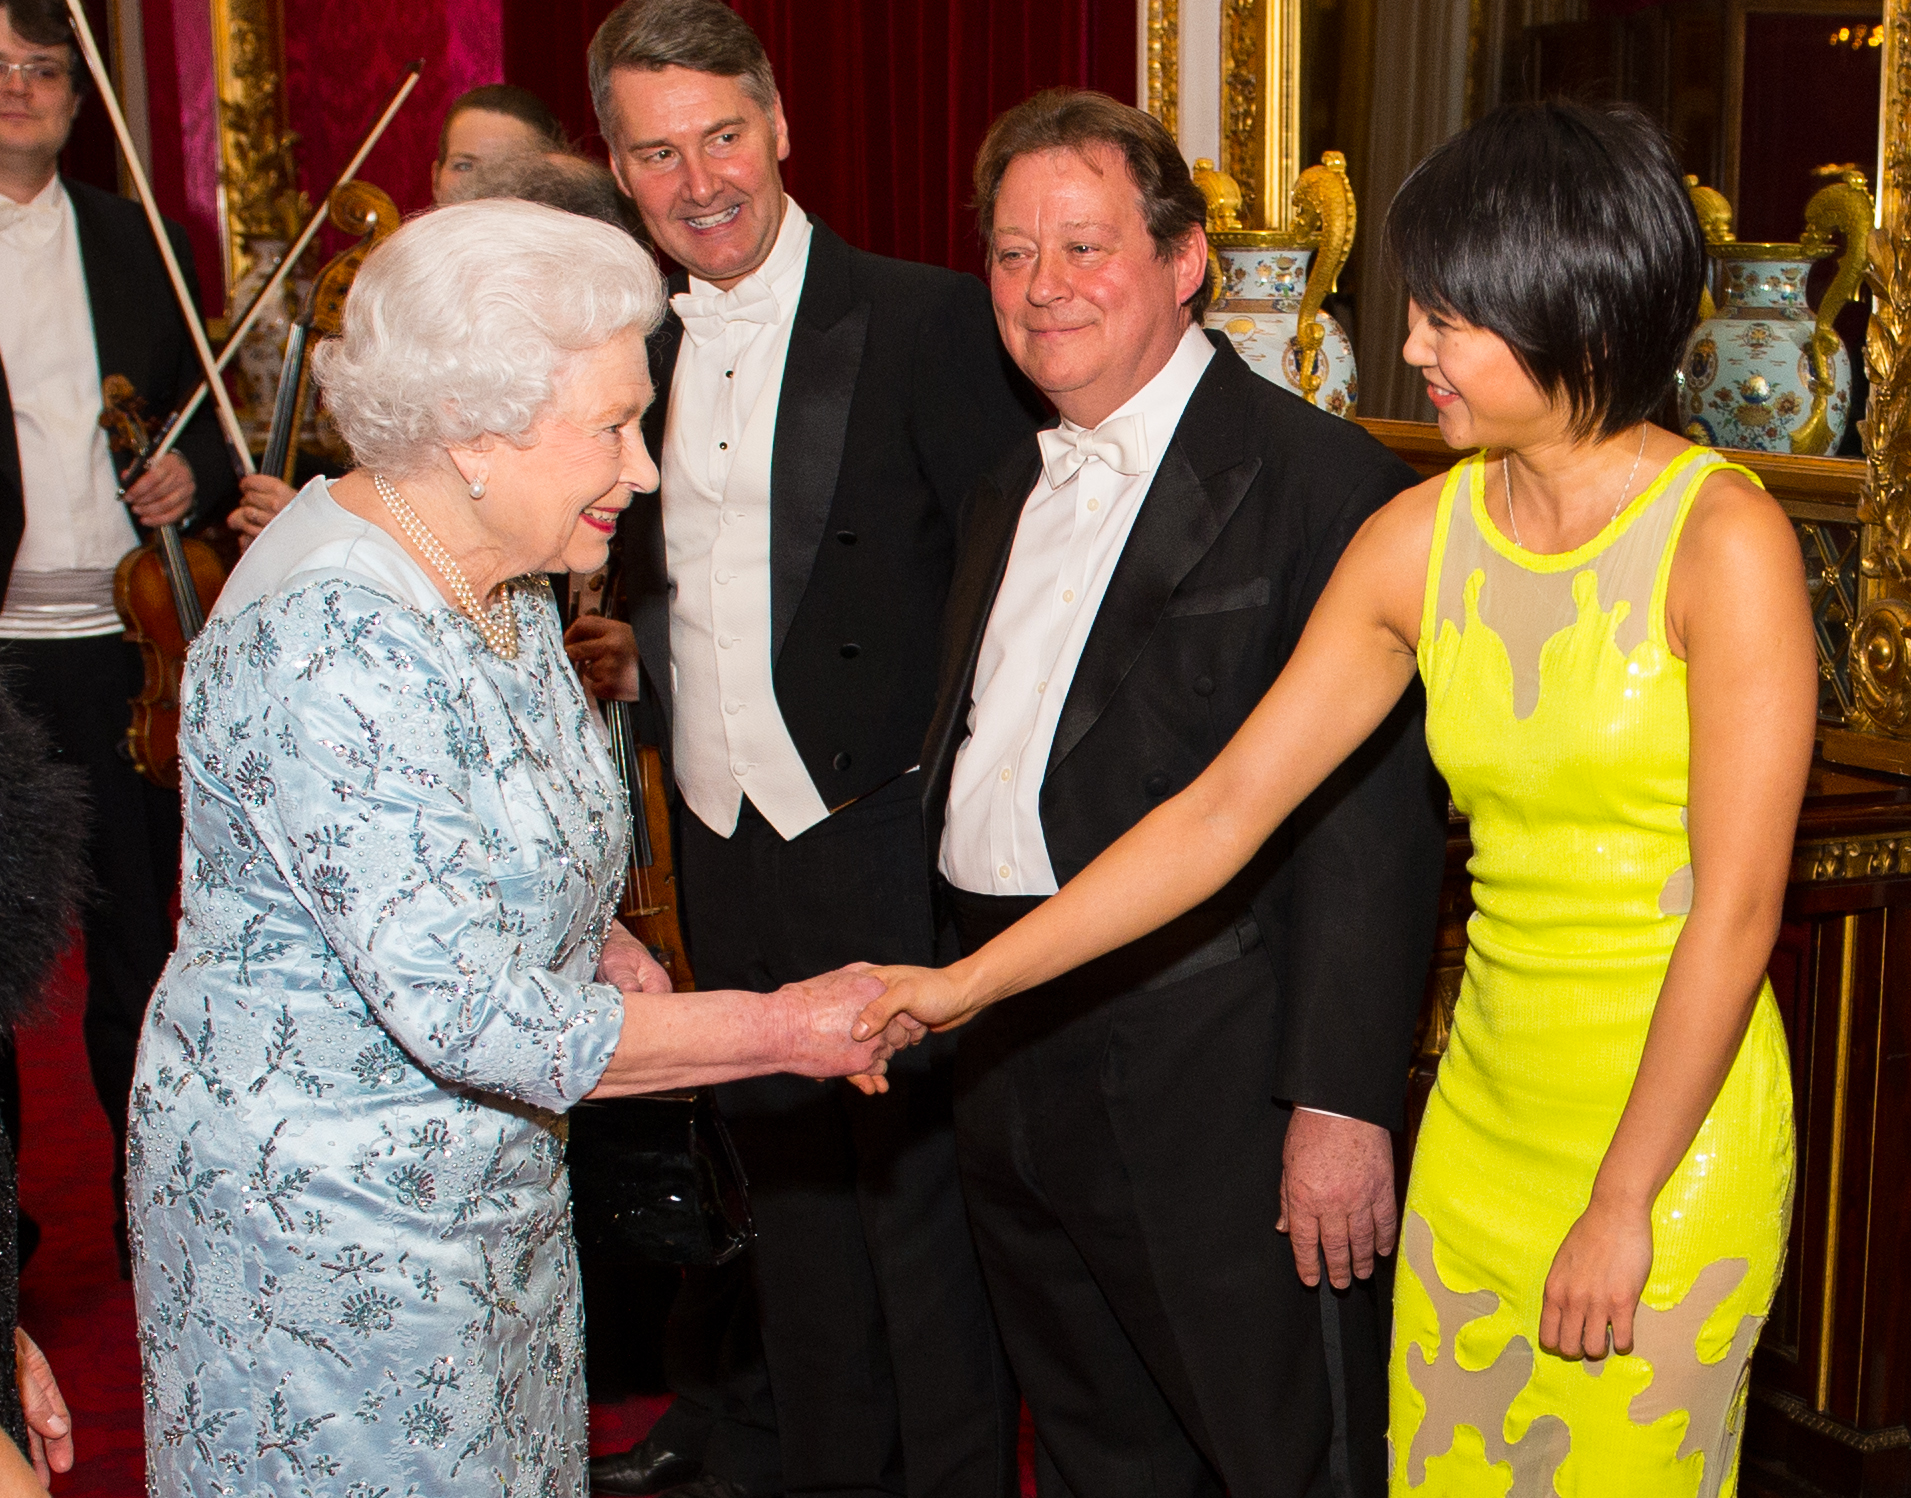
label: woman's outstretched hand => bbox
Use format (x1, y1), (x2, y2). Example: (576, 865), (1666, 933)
(1538, 1197), (1655, 1360)
(851, 964), (983, 1045)
(778, 965), (919, 1092)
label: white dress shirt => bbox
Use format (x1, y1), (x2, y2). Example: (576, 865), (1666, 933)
(941, 322), (1214, 895)
(661, 197), (832, 841)
(0, 175), (137, 639)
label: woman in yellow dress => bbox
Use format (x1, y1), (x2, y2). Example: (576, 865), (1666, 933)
(856, 100), (1812, 1496)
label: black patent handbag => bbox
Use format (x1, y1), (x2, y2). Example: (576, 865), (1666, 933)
(566, 1089), (753, 1266)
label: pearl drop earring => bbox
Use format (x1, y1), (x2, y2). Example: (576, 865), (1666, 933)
(469, 479), (486, 500)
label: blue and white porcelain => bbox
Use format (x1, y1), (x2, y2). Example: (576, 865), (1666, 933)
(1205, 243), (1359, 419)
(1679, 247), (1849, 454)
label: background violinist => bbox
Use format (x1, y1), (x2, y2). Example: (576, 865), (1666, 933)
(0, 0), (234, 1276)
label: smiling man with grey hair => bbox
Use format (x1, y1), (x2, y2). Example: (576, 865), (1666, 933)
(564, 4), (1042, 1498)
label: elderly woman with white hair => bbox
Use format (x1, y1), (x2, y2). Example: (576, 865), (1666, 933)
(127, 199), (899, 1496)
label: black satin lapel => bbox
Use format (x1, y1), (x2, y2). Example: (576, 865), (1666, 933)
(922, 448), (1043, 819)
(631, 297), (684, 736)
(769, 298), (868, 661)
(68, 184), (137, 399)
(1045, 446), (1263, 776)
(642, 300), (684, 466)
(626, 492), (672, 736)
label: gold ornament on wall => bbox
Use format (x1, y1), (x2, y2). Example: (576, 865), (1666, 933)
(210, 0), (308, 311)
(1146, 0), (1179, 143)
(1854, 13), (1911, 740)
(1220, 0), (1300, 233)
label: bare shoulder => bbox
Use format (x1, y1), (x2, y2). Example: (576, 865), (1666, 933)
(1666, 462), (1809, 654)
(1676, 464), (1804, 584)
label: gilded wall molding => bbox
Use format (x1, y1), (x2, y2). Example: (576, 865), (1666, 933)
(1146, 0), (1179, 143)
(1219, 0), (1299, 232)
(209, 0), (306, 313)
(1791, 829), (1911, 881)
(1853, 8), (1911, 740)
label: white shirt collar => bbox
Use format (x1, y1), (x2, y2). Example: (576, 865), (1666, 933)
(0, 173), (66, 249)
(684, 195), (812, 317)
(1051, 321), (1215, 471)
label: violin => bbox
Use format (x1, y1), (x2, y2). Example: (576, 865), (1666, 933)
(261, 181), (401, 484)
(102, 378), (226, 789)
(60, 0), (424, 790)
(569, 565), (696, 990)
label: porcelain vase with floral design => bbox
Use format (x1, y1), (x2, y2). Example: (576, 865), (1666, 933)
(1204, 244), (1358, 418)
(1679, 250), (1849, 453)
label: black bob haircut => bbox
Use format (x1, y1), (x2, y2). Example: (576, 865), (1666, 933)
(1386, 100), (1705, 442)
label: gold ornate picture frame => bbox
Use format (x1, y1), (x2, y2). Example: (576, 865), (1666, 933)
(1846, 4), (1911, 761)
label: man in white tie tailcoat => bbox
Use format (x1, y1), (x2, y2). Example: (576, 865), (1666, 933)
(563, 4), (1041, 1497)
(914, 91), (1447, 1497)
(0, 0), (234, 1275)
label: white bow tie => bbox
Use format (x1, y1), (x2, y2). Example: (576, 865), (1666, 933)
(672, 279), (780, 346)
(0, 193), (59, 247)
(1037, 413), (1148, 489)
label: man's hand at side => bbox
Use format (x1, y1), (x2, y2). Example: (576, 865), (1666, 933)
(1277, 1108), (1398, 1289)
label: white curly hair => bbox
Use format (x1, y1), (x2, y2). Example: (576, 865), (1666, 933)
(312, 198), (665, 475)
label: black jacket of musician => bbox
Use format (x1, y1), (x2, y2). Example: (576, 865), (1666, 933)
(625, 218), (1043, 811)
(0, 177), (237, 612)
(924, 334), (1449, 1127)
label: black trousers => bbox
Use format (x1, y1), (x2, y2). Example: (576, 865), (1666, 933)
(653, 776), (1017, 1498)
(2, 636), (181, 1188)
(946, 885), (1391, 1498)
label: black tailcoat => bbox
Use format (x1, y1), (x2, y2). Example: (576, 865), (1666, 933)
(614, 216), (1042, 1498)
(625, 218), (1041, 806)
(929, 335), (1447, 1496)
(0, 177), (236, 609)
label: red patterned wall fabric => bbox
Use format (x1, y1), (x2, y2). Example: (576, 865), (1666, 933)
(505, 0), (1135, 276)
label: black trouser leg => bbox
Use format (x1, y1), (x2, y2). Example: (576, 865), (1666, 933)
(4, 638), (180, 1215)
(952, 923), (1388, 1498)
(955, 1002), (1221, 1498)
(671, 779), (1016, 1498)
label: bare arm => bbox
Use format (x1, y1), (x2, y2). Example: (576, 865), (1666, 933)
(587, 965), (907, 1097)
(1540, 472), (1815, 1359)
(855, 477), (1441, 1038)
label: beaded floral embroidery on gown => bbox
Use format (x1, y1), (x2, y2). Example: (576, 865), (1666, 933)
(128, 481), (628, 1496)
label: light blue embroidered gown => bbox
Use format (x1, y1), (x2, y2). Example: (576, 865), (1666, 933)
(129, 479), (629, 1496)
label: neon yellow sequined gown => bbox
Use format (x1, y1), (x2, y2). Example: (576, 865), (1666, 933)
(1391, 447), (1795, 1498)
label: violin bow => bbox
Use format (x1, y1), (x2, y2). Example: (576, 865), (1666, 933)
(63, 0), (254, 479)
(115, 61), (424, 490)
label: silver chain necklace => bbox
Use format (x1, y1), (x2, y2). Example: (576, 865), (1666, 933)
(372, 473), (518, 659)
(1502, 424), (1649, 552)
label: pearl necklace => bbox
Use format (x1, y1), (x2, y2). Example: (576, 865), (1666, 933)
(1503, 424), (1649, 552)
(372, 473), (517, 659)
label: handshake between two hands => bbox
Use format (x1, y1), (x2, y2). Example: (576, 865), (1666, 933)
(596, 923), (979, 1095)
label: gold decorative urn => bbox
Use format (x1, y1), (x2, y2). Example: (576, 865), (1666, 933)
(1678, 172), (1873, 456)
(1192, 154), (1360, 417)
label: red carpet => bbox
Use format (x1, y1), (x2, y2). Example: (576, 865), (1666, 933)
(14, 944), (1032, 1495)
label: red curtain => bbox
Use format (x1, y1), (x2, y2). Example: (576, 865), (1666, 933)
(506, 0), (1136, 277)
